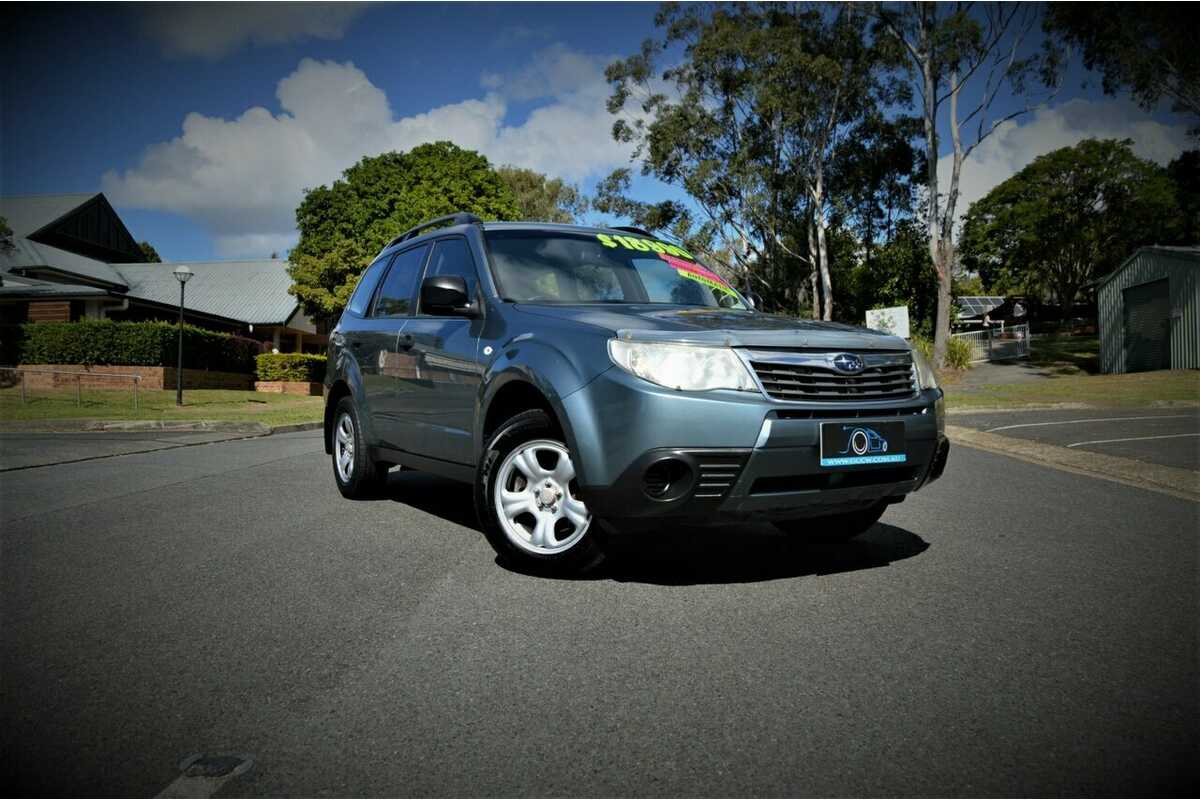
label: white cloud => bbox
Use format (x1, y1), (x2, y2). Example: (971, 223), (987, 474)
(103, 49), (637, 258)
(481, 43), (611, 102)
(140, 3), (369, 59)
(941, 98), (1193, 221)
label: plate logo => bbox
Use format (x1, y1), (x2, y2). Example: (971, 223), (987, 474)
(831, 353), (865, 373)
(840, 426), (888, 456)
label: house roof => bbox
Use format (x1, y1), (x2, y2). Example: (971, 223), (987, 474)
(0, 236), (128, 288)
(0, 271), (108, 299)
(114, 260), (299, 325)
(1, 193), (99, 238)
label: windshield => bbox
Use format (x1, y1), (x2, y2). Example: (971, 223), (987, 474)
(484, 230), (750, 310)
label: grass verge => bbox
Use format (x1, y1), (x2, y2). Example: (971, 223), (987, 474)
(0, 387), (323, 427)
(944, 369), (1199, 410)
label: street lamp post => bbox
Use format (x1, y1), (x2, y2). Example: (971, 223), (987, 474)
(173, 265), (193, 406)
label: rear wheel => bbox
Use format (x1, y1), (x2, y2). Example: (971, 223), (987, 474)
(331, 396), (389, 499)
(476, 410), (604, 574)
(772, 501), (887, 542)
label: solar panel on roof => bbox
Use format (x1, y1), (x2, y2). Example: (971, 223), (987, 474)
(955, 296), (1005, 318)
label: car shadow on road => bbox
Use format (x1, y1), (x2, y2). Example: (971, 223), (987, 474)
(383, 471), (930, 586)
(595, 523), (929, 585)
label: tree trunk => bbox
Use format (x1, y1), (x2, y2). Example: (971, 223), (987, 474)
(918, 15), (946, 362)
(814, 168), (833, 321)
(808, 213), (821, 319)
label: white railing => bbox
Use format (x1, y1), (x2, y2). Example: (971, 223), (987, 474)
(951, 330), (991, 362)
(0, 366), (142, 410)
(951, 323), (1030, 362)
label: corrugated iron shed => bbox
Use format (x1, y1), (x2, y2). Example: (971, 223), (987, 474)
(1097, 246), (1200, 373)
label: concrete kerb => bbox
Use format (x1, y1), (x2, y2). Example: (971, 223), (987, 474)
(0, 419), (321, 435)
(946, 424), (1200, 503)
(946, 399), (1199, 415)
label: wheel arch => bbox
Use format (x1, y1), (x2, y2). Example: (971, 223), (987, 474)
(477, 374), (582, 476)
(324, 380), (352, 454)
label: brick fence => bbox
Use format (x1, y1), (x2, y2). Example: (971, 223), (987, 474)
(12, 364), (253, 391)
(254, 380), (323, 396)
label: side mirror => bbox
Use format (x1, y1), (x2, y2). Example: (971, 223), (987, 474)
(747, 292), (764, 311)
(420, 275), (477, 316)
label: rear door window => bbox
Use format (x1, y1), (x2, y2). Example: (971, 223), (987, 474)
(346, 255), (392, 317)
(372, 245), (429, 317)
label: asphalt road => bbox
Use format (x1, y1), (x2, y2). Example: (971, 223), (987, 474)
(951, 407), (1200, 471)
(1, 431), (1197, 796)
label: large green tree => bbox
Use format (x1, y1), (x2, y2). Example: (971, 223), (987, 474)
(497, 166), (588, 223)
(288, 142), (519, 317)
(960, 138), (1180, 312)
(1043, 3), (1199, 132)
(606, 2), (903, 320)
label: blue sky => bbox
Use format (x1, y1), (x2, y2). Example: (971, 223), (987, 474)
(1, 2), (1193, 262)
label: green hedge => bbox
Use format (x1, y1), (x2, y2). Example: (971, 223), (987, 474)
(256, 353), (327, 382)
(0, 320), (259, 373)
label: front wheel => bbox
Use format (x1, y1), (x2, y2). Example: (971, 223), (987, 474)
(475, 410), (604, 574)
(772, 501), (887, 542)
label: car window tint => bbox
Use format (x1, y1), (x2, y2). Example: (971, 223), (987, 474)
(421, 238), (479, 313)
(346, 255), (391, 317)
(373, 245), (428, 317)
(486, 233), (631, 303)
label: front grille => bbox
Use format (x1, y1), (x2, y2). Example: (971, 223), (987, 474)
(749, 354), (916, 402)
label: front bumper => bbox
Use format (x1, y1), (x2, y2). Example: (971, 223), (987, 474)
(567, 367), (948, 523)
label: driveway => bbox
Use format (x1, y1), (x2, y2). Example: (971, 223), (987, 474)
(1, 431), (1196, 795)
(951, 407), (1200, 471)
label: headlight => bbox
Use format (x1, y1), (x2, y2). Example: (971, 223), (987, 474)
(912, 348), (938, 390)
(608, 339), (756, 392)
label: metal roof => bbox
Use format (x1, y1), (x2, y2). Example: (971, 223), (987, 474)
(0, 272), (108, 299)
(1096, 245), (1200, 288)
(114, 260), (300, 325)
(0, 193), (98, 238)
(0, 236), (128, 288)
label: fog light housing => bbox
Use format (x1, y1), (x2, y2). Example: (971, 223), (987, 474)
(643, 458), (692, 500)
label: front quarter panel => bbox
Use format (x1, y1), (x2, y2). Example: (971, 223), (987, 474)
(474, 321), (613, 468)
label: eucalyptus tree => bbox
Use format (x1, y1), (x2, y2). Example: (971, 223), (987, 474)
(606, 2), (903, 320)
(871, 1), (1056, 363)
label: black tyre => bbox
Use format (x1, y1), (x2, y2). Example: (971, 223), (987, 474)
(772, 501), (887, 542)
(330, 396), (389, 499)
(475, 409), (605, 574)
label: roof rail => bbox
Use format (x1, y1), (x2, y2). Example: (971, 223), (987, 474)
(610, 225), (654, 237)
(388, 212), (482, 248)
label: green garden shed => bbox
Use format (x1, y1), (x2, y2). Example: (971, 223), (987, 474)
(1097, 246), (1200, 373)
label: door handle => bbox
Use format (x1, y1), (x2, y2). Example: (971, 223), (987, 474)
(398, 333), (414, 350)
